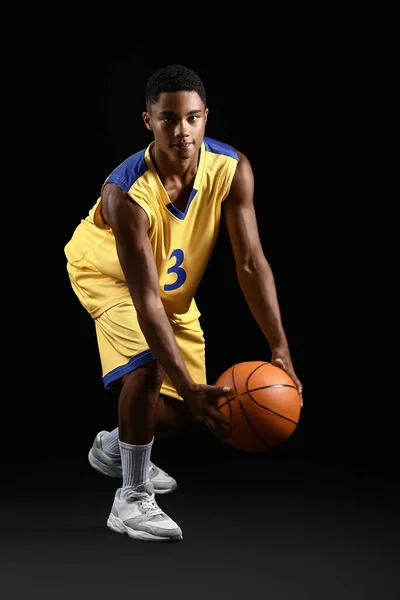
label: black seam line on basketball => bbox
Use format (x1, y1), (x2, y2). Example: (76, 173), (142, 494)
(250, 384), (297, 392)
(232, 364), (238, 394)
(246, 363), (269, 389)
(247, 391), (298, 424)
(238, 399), (269, 450)
(218, 394), (298, 425)
(218, 385), (296, 409)
(218, 395), (238, 409)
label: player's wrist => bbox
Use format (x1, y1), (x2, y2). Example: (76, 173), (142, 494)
(175, 379), (197, 398)
(269, 335), (290, 355)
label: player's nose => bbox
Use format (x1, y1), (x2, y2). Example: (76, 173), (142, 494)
(174, 120), (189, 137)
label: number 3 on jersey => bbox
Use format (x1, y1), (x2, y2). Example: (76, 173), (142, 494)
(164, 249), (187, 291)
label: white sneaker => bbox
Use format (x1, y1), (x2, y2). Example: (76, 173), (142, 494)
(107, 482), (183, 542)
(88, 431), (178, 494)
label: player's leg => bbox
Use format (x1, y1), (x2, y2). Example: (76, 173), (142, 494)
(91, 392), (195, 490)
(88, 301), (179, 493)
(90, 309), (206, 489)
(89, 302), (182, 540)
(106, 313), (206, 442)
(107, 359), (183, 541)
(118, 359), (164, 444)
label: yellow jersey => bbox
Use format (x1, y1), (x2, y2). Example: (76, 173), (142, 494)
(65, 136), (238, 324)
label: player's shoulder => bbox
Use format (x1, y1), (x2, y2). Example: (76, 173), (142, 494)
(105, 147), (149, 194)
(203, 136), (252, 182)
(203, 136), (239, 161)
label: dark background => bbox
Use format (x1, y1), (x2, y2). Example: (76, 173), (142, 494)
(27, 33), (390, 470)
(6, 29), (399, 600)
(52, 39), (309, 460)
(50, 38), (384, 470)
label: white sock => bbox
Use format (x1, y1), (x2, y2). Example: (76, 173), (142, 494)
(120, 437), (154, 498)
(102, 428), (120, 458)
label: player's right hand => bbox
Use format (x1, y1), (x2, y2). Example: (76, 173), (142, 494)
(181, 383), (233, 440)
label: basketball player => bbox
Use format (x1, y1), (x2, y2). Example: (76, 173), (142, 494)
(64, 64), (303, 542)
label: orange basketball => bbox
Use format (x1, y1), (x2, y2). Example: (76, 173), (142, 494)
(210, 361), (301, 452)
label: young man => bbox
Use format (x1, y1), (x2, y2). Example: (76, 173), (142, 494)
(64, 64), (303, 542)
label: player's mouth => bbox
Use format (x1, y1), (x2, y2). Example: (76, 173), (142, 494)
(173, 142), (193, 149)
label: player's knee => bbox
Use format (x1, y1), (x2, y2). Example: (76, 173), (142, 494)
(123, 360), (165, 392)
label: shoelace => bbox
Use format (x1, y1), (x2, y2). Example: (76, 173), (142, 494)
(140, 494), (164, 517)
(125, 490), (164, 517)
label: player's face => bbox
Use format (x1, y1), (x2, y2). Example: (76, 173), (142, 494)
(143, 91), (208, 160)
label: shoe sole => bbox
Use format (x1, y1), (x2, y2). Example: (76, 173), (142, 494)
(88, 450), (178, 494)
(154, 481), (178, 494)
(107, 513), (183, 542)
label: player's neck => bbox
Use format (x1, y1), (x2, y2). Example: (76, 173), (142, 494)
(150, 143), (200, 182)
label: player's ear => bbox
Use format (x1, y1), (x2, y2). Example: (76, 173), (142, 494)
(142, 112), (152, 130)
(204, 108), (209, 122)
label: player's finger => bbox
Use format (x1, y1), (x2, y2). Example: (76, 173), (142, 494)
(221, 385), (231, 393)
(207, 386), (232, 411)
(212, 385), (231, 397)
(291, 377), (303, 404)
(207, 405), (232, 427)
(274, 358), (287, 371)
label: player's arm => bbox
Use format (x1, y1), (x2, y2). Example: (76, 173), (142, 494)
(223, 153), (303, 401)
(101, 182), (195, 392)
(101, 183), (232, 424)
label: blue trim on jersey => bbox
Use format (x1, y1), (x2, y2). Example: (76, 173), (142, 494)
(103, 349), (155, 390)
(106, 149), (148, 193)
(203, 136), (238, 160)
(166, 188), (198, 220)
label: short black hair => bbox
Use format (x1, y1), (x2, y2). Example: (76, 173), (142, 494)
(145, 64), (206, 110)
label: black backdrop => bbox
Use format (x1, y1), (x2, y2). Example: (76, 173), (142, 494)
(50, 39), (309, 460)
(29, 30), (395, 473)
(4, 24), (399, 600)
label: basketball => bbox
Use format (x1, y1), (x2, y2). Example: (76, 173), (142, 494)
(210, 361), (301, 452)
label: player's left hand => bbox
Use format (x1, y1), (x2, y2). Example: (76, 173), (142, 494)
(272, 356), (303, 408)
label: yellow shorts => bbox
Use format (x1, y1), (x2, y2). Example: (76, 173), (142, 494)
(94, 300), (206, 401)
